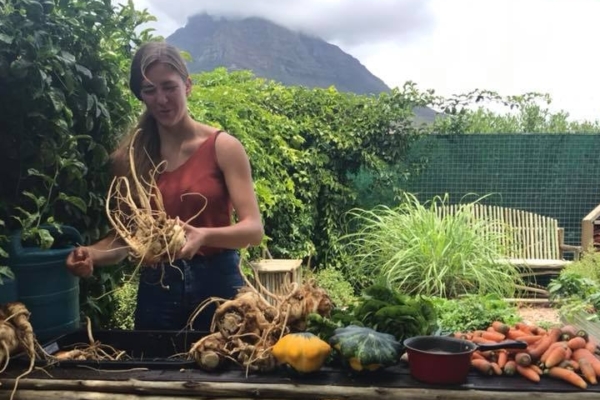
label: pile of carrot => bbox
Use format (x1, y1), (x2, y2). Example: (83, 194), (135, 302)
(455, 321), (600, 389)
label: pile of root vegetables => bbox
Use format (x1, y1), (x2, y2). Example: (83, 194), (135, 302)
(0, 302), (37, 400)
(188, 275), (333, 373)
(456, 321), (600, 389)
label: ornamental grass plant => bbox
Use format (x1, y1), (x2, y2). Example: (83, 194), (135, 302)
(339, 193), (523, 299)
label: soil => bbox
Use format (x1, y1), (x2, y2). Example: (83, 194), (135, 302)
(516, 304), (561, 326)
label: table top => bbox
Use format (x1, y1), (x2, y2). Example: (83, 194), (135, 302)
(1, 361), (599, 400)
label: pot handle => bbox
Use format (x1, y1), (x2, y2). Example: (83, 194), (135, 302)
(476, 340), (528, 352)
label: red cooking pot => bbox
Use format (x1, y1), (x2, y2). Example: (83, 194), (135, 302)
(403, 335), (527, 384)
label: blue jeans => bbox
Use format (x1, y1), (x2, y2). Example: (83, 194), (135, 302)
(134, 250), (244, 332)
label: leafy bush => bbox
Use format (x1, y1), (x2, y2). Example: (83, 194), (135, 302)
(338, 193), (523, 298)
(109, 275), (139, 330)
(307, 267), (357, 309)
(432, 294), (521, 333)
(548, 269), (600, 321)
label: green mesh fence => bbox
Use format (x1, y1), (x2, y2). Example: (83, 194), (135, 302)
(397, 134), (600, 248)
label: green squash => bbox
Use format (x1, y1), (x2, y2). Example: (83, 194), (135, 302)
(328, 325), (403, 372)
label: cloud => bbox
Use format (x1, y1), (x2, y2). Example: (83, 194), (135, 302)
(141, 0), (435, 46)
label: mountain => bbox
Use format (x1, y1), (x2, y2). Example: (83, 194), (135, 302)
(166, 13), (390, 96)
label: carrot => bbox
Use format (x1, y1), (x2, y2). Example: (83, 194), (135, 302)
(491, 321), (510, 335)
(548, 367), (587, 389)
(503, 360), (517, 376)
(572, 348), (600, 376)
(496, 349), (508, 369)
(585, 336), (599, 354)
(515, 322), (534, 333)
(544, 346), (568, 368)
(507, 329), (529, 340)
(515, 352), (532, 367)
(490, 361), (503, 375)
(560, 325), (578, 341)
(540, 342), (567, 364)
(529, 328), (562, 360)
(481, 331), (506, 342)
(516, 335), (543, 345)
(471, 358), (494, 375)
(529, 363), (543, 375)
(516, 365), (541, 383)
(471, 336), (497, 345)
(471, 351), (486, 361)
(559, 359), (579, 371)
(578, 357), (598, 385)
(567, 336), (587, 350)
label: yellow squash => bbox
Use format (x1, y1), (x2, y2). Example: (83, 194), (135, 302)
(271, 332), (331, 373)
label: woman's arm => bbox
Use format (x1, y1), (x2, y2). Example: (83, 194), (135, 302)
(177, 132), (264, 258)
(66, 231), (130, 277)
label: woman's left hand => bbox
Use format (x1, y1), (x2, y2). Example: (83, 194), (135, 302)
(176, 222), (206, 260)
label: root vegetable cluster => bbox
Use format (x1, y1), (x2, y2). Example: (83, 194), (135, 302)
(188, 271), (333, 374)
(106, 128), (205, 268)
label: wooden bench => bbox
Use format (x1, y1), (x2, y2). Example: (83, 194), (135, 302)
(581, 203), (600, 251)
(439, 204), (581, 297)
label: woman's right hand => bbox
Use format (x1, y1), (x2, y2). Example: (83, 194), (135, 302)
(66, 247), (94, 278)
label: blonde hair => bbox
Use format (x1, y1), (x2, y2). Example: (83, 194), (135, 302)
(110, 42), (190, 197)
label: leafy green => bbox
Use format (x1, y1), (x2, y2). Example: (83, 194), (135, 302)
(432, 294), (521, 333)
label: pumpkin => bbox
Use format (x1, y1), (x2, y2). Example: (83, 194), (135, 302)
(328, 325), (403, 372)
(271, 332), (331, 373)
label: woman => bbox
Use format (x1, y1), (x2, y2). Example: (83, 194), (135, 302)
(65, 41), (264, 331)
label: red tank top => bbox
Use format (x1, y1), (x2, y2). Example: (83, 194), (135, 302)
(156, 131), (232, 256)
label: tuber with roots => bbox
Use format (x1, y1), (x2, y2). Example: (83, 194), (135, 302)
(106, 128), (206, 268)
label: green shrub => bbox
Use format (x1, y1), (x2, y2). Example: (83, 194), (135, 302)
(338, 193), (523, 298)
(109, 275), (139, 330)
(308, 267), (357, 309)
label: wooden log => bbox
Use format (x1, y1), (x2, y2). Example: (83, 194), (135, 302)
(1, 379), (599, 400)
(0, 390), (282, 400)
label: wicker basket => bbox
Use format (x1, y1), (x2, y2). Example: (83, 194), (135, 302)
(250, 250), (303, 304)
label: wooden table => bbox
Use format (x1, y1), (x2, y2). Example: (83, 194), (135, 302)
(1, 362), (599, 400)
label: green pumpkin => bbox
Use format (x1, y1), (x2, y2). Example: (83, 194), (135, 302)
(328, 325), (403, 372)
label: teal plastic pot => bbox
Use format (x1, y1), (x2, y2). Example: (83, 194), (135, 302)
(8, 225), (83, 342)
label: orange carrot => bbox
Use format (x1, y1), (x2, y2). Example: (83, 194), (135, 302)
(516, 335), (543, 345)
(578, 357), (598, 385)
(559, 359), (579, 371)
(471, 336), (497, 345)
(471, 351), (486, 361)
(529, 364), (543, 375)
(585, 336), (599, 354)
(503, 360), (517, 376)
(561, 325), (578, 340)
(491, 321), (510, 335)
(573, 348), (600, 376)
(496, 350), (508, 369)
(540, 342), (567, 364)
(544, 346), (568, 368)
(529, 328), (562, 360)
(548, 367), (587, 389)
(507, 329), (529, 340)
(515, 322), (534, 333)
(490, 362), (503, 375)
(515, 352), (532, 367)
(567, 336), (587, 351)
(481, 331), (506, 342)
(471, 358), (494, 375)
(516, 365), (541, 383)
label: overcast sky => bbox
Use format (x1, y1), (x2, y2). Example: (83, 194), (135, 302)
(128, 0), (600, 122)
